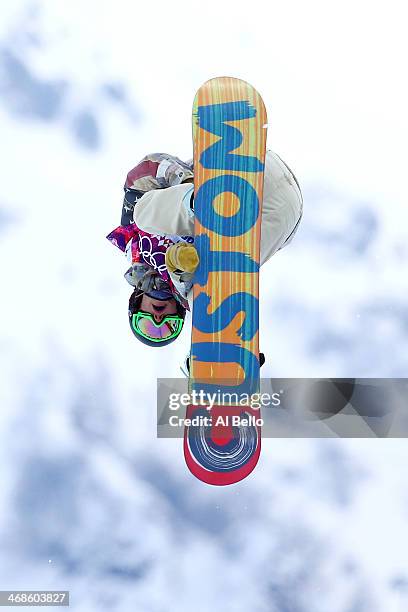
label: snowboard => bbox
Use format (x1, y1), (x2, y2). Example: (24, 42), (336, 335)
(184, 76), (267, 485)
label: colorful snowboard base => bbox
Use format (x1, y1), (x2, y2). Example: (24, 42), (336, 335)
(184, 76), (267, 485)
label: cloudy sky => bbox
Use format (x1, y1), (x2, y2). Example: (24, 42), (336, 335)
(0, 1), (407, 610)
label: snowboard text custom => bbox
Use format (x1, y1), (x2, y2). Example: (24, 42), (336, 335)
(184, 77), (267, 485)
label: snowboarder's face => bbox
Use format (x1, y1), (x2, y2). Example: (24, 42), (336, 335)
(140, 295), (178, 323)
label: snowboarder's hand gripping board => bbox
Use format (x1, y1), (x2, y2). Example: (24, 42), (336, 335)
(184, 76), (267, 485)
(165, 242), (199, 274)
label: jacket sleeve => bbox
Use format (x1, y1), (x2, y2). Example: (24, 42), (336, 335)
(133, 150), (303, 267)
(259, 150), (303, 265)
(133, 183), (194, 236)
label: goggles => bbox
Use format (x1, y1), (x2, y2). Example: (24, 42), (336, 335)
(131, 311), (184, 343)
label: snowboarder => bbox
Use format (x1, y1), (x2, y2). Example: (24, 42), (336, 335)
(106, 151), (303, 349)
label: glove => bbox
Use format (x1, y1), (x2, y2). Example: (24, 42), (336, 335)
(165, 242), (199, 274)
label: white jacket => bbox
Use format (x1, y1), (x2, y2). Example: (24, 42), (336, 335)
(133, 150), (303, 302)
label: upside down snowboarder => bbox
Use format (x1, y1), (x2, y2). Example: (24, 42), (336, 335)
(106, 151), (303, 353)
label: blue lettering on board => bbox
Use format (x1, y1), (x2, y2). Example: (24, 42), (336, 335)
(194, 234), (259, 286)
(198, 102), (264, 172)
(195, 175), (259, 237)
(193, 292), (259, 342)
(191, 342), (260, 395)
(191, 98), (264, 395)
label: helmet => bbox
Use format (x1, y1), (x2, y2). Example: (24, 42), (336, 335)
(128, 291), (186, 347)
